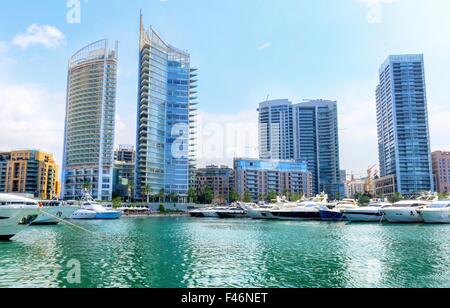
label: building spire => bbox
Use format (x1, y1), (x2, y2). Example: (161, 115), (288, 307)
(139, 10), (146, 49)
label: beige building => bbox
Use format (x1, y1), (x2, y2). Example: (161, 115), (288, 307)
(196, 166), (234, 204)
(3, 150), (60, 199)
(432, 151), (450, 194)
(374, 175), (397, 197)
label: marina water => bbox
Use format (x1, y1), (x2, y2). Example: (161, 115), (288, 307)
(1, 217), (450, 288)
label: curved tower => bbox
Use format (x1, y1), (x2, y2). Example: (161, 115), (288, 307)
(62, 39), (118, 201)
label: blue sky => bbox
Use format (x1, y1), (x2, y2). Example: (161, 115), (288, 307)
(0, 0), (449, 177)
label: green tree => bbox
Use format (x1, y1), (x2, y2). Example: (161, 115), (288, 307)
(83, 180), (92, 192)
(112, 197), (122, 209)
(159, 203), (166, 213)
(290, 192), (302, 202)
(354, 192), (371, 205)
(438, 193), (450, 200)
(168, 192), (178, 203)
(158, 189), (165, 203)
(228, 189), (240, 203)
(203, 186), (214, 204)
(282, 189), (289, 199)
(388, 192), (404, 203)
(188, 188), (198, 203)
(267, 190), (278, 203)
(243, 191), (252, 203)
(141, 184), (152, 204)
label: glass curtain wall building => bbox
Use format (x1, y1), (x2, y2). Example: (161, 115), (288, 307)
(376, 54), (433, 195)
(136, 14), (197, 201)
(62, 39), (118, 201)
(258, 99), (343, 198)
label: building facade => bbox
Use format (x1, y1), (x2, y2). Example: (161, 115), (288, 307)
(345, 178), (366, 198)
(432, 151), (450, 194)
(62, 39), (118, 201)
(3, 150), (60, 199)
(135, 14), (198, 201)
(113, 161), (135, 200)
(258, 99), (343, 198)
(376, 54), (433, 196)
(0, 152), (11, 192)
(114, 145), (135, 163)
(374, 175), (397, 197)
(258, 99), (294, 160)
(195, 165), (234, 205)
(234, 158), (312, 202)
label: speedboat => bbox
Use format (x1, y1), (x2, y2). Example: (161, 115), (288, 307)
(0, 194), (41, 241)
(381, 200), (430, 223)
(270, 193), (329, 221)
(70, 192), (122, 220)
(318, 199), (359, 222)
(417, 200), (450, 224)
(342, 200), (392, 222)
(32, 200), (79, 225)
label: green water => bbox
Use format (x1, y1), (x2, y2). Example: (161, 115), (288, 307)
(1, 217), (450, 288)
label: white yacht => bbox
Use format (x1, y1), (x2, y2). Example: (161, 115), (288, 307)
(190, 204), (248, 219)
(70, 191), (122, 220)
(190, 207), (226, 218)
(0, 194), (41, 241)
(417, 200), (450, 224)
(381, 200), (430, 223)
(342, 200), (392, 222)
(244, 198), (294, 220)
(318, 199), (359, 221)
(32, 200), (79, 225)
(270, 194), (329, 221)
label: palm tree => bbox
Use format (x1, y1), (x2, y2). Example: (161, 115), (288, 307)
(141, 184), (152, 204)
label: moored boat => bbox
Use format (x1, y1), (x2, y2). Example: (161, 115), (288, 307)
(342, 201), (392, 222)
(0, 194), (41, 241)
(417, 200), (450, 224)
(32, 200), (79, 225)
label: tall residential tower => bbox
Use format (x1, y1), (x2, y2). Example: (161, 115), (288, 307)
(62, 39), (118, 201)
(136, 15), (198, 201)
(376, 54), (433, 196)
(258, 99), (343, 198)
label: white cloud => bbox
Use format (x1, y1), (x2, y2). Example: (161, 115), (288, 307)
(0, 82), (65, 166)
(12, 24), (65, 49)
(258, 42), (271, 50)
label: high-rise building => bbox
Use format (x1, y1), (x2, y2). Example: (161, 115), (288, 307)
(293, 100), (343, 198)
(114, 145), (135, 163)
(432, 151), (450, 194)
(62, 39), (118, 201)
(3, 150), (60, 199)
(258, 99), (294, 160)
(136, 14), (198, 202)
(195, 165), (234, 205)
(234, 158), (312, 202)
(0, 152), (11, 192)
(258, 99), (343, 198)
(376, 54), (433, 195)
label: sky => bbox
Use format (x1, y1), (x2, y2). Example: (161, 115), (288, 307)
(0, 0), (449, 178)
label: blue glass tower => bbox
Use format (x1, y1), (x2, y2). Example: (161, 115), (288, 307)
(136, 14), (197, 201)
(376, 54), (433, 195)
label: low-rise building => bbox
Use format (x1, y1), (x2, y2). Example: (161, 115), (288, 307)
(374, 175), (397, 197)
(114, 145), (135, 164)
(432, 151), (450, 194)
(234, 158), (312, 202)
(3, 150), (60, 199)
(195, 165), (234, 204)
(345, 178), (366, 198)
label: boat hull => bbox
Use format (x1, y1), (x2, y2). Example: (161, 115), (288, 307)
(32, 206), (79, 225)
(382, 208), (423, 223)
(343, 212), (385, 222)
(319, 210), (346, 222)
(420, 210), (450, 224)
(247, 210), (277, 220)
(216, 212), (248, 219)
(270, 210), (321, 221)
(95, 211), (122, 220)
(0, 208), (40, 241)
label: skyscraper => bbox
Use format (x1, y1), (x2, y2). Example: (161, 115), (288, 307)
(293, 100), (343, 198)
(136, 14), (198, 201)
(376, 54), (433, 195)
(258, 99), (294, 160)
(62, 39), (118, 201)
(258, 99), (343, 197)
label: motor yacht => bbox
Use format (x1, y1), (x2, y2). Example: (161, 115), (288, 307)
(417, 200), (450, 224)
(269, 193), (329, 221)
(381, 200), (430, 223)
(318, 199), (359, 221)
(189, 207), (227, 218)
(342, 200), (392, 222)
(70, 191), (122, 220)
(32, 200), (79, 225)
(215, 204), (248, 218)
(0, 194), (41, 241)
